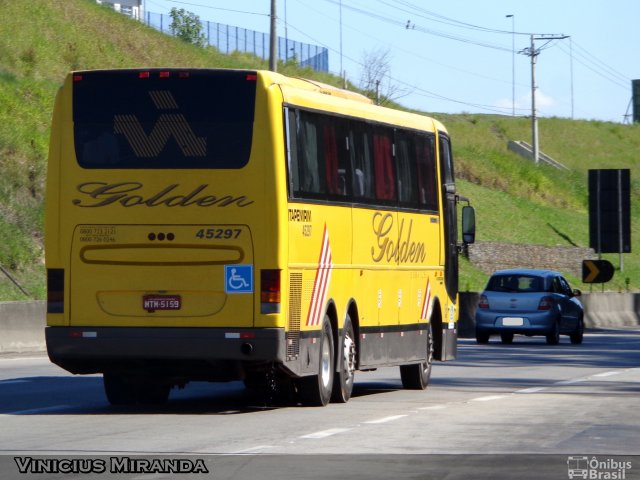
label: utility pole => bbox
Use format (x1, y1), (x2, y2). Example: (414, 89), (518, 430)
(339, 0), (343, 81)
(269, 0), (277, 72)
(520, 33), (568, 165)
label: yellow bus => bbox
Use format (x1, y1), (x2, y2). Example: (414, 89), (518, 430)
(45, 68), (475, 406)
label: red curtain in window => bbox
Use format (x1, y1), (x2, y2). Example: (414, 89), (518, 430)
(373, 133), (395, 200)
(323, 125), (339, 194)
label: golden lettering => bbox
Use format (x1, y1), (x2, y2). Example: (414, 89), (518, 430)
(371, 212), (427, 264)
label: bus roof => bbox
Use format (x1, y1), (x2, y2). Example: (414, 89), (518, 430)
(258, 69), (447, 135)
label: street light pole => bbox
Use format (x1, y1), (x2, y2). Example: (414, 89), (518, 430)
(269, 0), (277, 72)
(530, 34), (539, 164)
(506, 14), (515, 117)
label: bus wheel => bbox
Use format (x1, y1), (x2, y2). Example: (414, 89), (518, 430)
(136, 381), (171, 405)
(103, 373), (137, 405)
(400, 323), (433, 390)
(299, 317), (334, 406)
(331, 315), (356, 403)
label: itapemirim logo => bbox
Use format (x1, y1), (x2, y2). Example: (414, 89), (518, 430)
(567, 456), (632, 479)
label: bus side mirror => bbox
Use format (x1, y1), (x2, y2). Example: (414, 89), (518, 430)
(462, 205), (476, 244)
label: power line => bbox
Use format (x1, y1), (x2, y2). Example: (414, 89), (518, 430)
(285, 20), (522, 115)
(378, 0), (518, 35)
(147, 0), (268, 17)
(297, 0), (524, 89)
(555, 42), (629, 90)
(321, 0), (513, 52)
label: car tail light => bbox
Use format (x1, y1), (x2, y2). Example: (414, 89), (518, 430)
(260, 269), (281, 314)
(478, 294), (490, 309)
(538, 296), (553, 310)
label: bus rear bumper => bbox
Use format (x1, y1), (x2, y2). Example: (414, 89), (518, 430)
(45, 326), (286, 378)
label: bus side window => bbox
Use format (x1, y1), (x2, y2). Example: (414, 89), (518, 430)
(395, 130), (418, 207)
(322, 118), (350, 198)
(287, 109), (300, 196)
(323, 124), (340, 195)
(373, 128), (396, 202)
(297, 112), (324, 195)
(416, 133), (438, 211)
(350, 124), (375, 201)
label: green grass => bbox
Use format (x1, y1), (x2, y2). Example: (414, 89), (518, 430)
(1, 0), (639, 299)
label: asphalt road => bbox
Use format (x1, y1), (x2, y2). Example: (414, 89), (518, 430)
(1, 328), (638, 479)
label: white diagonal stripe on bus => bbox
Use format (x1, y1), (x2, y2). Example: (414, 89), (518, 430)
(421, 278), (431, 320)
(308, 229), (330, 326)
(314, 249), (332, 326)
(306, 225), (332, 327)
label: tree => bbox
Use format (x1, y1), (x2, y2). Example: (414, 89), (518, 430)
(169, 8), (206, 48)
(359, 48), (407, 106)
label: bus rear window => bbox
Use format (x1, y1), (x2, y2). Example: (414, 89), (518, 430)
(72, 69), (256, 169)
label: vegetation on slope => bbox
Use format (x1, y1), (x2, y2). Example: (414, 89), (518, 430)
(0, 0), (638, 299)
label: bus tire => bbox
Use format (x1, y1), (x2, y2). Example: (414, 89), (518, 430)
(136, 381), (171, 405)
(299, 317), (334, 406)
(331, 315), (356, 403)
(400, 323), (433, 390)
(103, 373), (137, 406)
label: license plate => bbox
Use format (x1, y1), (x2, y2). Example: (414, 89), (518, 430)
(143, 295), (181, 311)
(502, 317), (524, 326)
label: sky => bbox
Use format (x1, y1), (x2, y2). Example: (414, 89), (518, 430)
(141, 0), (639, 123)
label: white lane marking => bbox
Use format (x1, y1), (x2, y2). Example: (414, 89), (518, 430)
(363, 415), (408, 424)
(555, 378), (587, 385)
(418, 405), (447, 411)
(6, 405), (72, 415)
(515, 387), (547, 394)
(0, 357), (47, 362)
(232, 445), (275, 454)
(300, 428), (351, 439)
(471, 395), (507, 402)
(593, 371), (622, 377)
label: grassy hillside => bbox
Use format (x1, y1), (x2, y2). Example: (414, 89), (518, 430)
(0, 0), (638, 300)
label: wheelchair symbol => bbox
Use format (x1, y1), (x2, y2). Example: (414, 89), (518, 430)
(225, 265), (253, 293)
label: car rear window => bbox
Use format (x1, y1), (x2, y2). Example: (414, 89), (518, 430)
(72, 69), (257, 169)
(486, 274), (546, 293)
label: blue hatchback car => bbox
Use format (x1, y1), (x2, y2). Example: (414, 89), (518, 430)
(475, 269), (584, 345)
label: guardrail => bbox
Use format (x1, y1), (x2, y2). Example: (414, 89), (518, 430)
(1, 294), (638, 353)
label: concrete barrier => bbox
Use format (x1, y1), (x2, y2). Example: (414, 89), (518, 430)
(0, 301), (46, 353)
(1, 294), (638, 352)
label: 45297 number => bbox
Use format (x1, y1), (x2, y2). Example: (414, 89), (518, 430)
(195, 228), (241, 240)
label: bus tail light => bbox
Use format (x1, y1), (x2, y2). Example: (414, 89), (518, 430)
(47, 269), (64, 314)
(478, 295), (490, 309)
(260, 269), (281, 314)
(538, 296), (553, 310)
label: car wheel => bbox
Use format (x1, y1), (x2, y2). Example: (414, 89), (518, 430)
(500, 333), (514, 344)
(476, 330), (490, 344)
(546, 321), (560, 345)
(570, 318), (584, 345)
